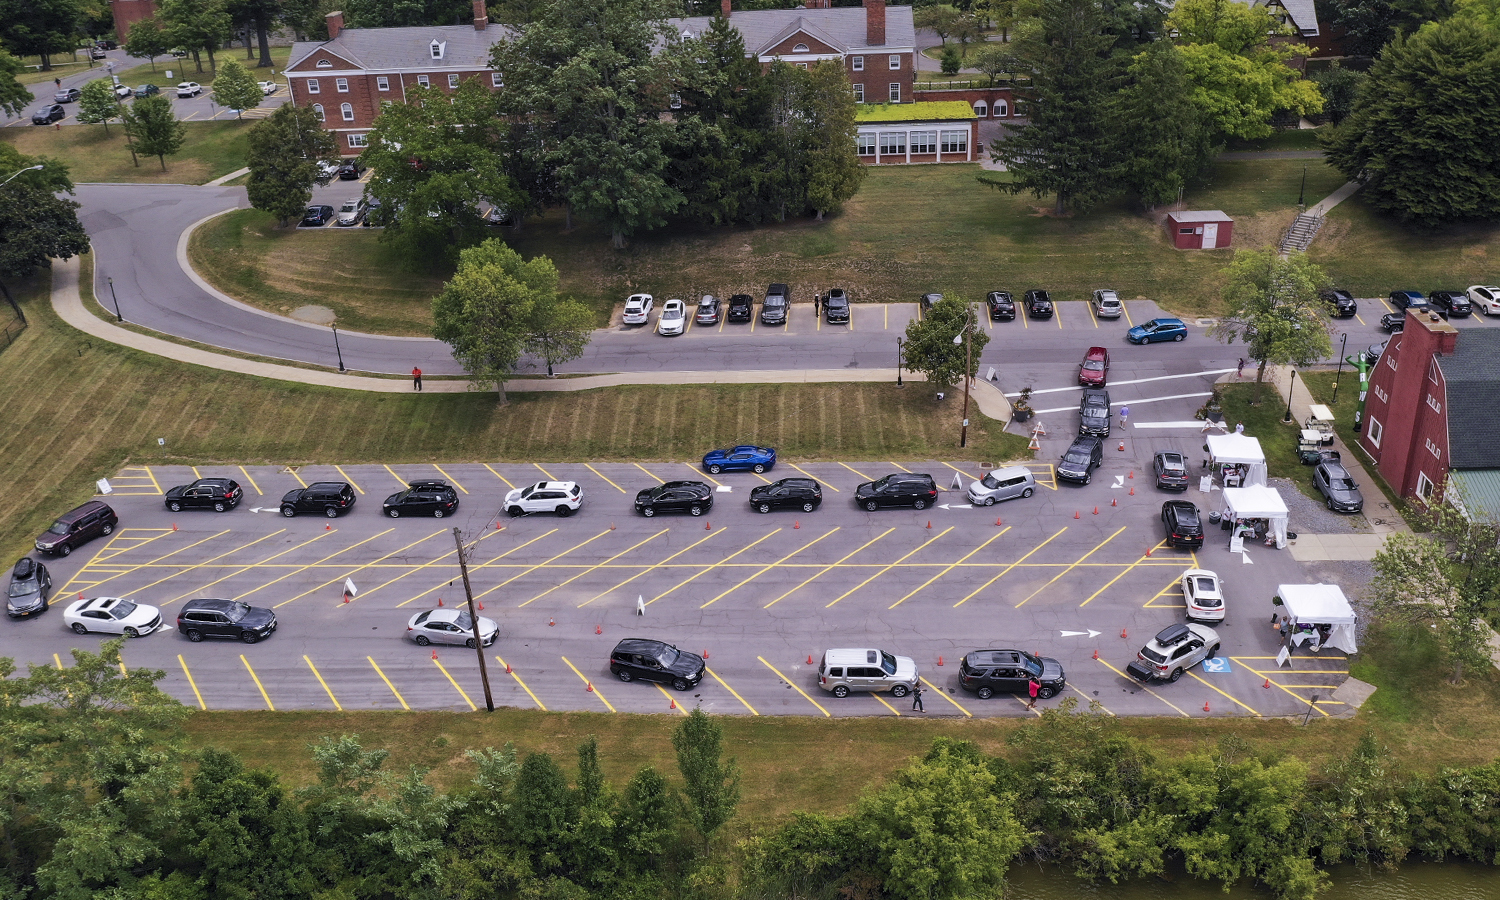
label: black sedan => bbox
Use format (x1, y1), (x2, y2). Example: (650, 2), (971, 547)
(133, 83), (160, 98)
(31, 104), (65, 125)
(1379, 312), (1406, 333)
(986, 291), (1015, 320)
(1161, 500), (1204, 549)
(635, 481), (713, 517)
(301, 205), (335, 227)
(1431, 290), (1472, 318)
(1023, 289), (1054, 319)
(164, 478), (243, 513)
(336, 160), (366, 180)
(609, 638), (705, 691)
(749, 477), (822, 514)
(854, 473), (939, 511)
(383, 481), (460, 518)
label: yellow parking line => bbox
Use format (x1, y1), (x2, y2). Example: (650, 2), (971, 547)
(954, 527), (1067, 607)
(245, 529), (393, 604)
(335, 466), (364, 494)
(1056, 305), (1064, 328)
(384, 464), (408, 486)
(919, 676), (972, 717)
(495, 656), (547, 709)
(367, 657), (409, 709)
(702, 528), (839, 608)
(1353, 312), (1365, 326)
(192, 466), (202, 480)
(1095, 658), (1189, 717)
(392, 528), (541, 607)
(1145, 572), (1187, 608)
(1229, 658), (1332, 716)
(650, 529), (779, 605)
(872, 693), (905, 715)
(1086, 299), (1098, 328)
(766, 528), (894, 608)
(829, 527), (953, 607)
(1069, 684), (1115, 715)
(289, 467), (307, 487)
(89, 529), (174, 566)
(580, 529), (724, 607)
(481, 529), (614, 597)
(937, 460), (971, 478)
(887, 461), (910, 472)
(484, 464), (514, 488)
(1122, 303), (1134, 327)
(653, 682), (689, 714)
(432, 657), (477, 710)
(1016, 526), (1126, 608)
(238, 466), (262, 495)
(534, 463), (558, 482)
(788, 462), (838, 490)
(142, 466), (162, 492)
(562, 656), (614, 711)
(1021, 309), (1028, 329)
(304, 656), (342, 710)
(883, 305), (888, 330)
(119, 530), (280, 595)
(634, 463), (663, 483)
(758, 657), (829, 716)
(891, 528), (1009, 609)
(693, 463), (724, 486)
(521, 529), (668, 607)
(849, 305), (854, 330)
(838, 461), (872, 480)
(63, 529), (231, 594)
(178, 655), (206, 709)
(294, 528), (448, 607)
(585, 463), (626, 493)
(241, 655), (274, 710)
(1186, 670), (1260, 716)
(54, 653), (63, 670)
(1081, 540), (1170, 607)
(162, 530), (330, 605)
(1012, 694), (1040, 716)
(707, 667), (759, 714)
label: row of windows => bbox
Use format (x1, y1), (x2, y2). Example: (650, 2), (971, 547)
(851, 83), (901, 103)
(972, 100), (1009, 117)
(855, 129), (969, 156)
(848, 54), (902, 72)
(303, 72), (502, 94)
(311, 102), (355, 122)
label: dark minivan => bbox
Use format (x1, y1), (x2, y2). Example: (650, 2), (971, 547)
(35, 501), (118, 556)
(280, 482), (357, 518)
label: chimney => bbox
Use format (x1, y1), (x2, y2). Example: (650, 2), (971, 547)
(864, 0), (885, 46)
(472, 0), (488, 30)
(721, 0), (731, 16)
(326, 10), (343, 39)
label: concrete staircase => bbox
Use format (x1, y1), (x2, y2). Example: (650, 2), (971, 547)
(1280, 211), (1325, 253)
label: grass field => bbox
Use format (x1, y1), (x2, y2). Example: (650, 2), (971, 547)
(110, 46), (293, 91)
(1309, 194), (1500, 297)
(0, 119), (251, 184)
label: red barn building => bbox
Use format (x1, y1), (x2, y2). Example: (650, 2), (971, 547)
(1166, 210), (1234, 249)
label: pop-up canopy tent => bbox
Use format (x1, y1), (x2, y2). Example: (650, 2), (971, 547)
(1206, 432), (1267, 486)
(1222, 485), (1289, 548)
(1277, 583), (1358, 653)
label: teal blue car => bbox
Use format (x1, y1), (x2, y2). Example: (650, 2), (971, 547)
(1127, 317), (1187, 344)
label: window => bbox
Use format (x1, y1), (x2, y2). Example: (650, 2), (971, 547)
(1429, 359), (1440, 383)
(888, 54), (900, 70)
(852, 55), (864, 71)
(448, 73), (460, 88)
(307, 79), (320, 94)
(993, 99), (1008, 117)
(376, 76), (389, 91)
(878, 131), (905, 155)
(348, 134), (368, 148)
(316, 59), (332, 68)
(340, 102), (354, 121)
(1179, 227), (1194, 235)
(796, 62), (807, 69)
(312, 103), (325, 121)
(336, 77), (348, 92)
(888, 82), (900, 102)
(1373, 384), (1388, 403)
(940, 129), (967, 154)
(491, 71), (502, 87)
(910, 130), (937, 154)
(793, 42), (809, 52)
(1417, 472), (1435, 501)
(417, 74), (429, 87)
(1426, 438), (1442, 460)
(973, 100), (987, 117)
(1427, 393), (1441, 413)
(1386, 353), (1397, 371)
(1366, 417), (1382, 447)
(852, 82), (864, 102)
(430, 40), (445, 59)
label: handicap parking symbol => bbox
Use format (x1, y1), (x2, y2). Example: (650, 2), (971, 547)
(1201, 658), (1232, 674)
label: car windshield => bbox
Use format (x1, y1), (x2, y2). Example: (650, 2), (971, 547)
(453, 613), (474, 630)
(664, 307), (682, 319)
(225, 601), (250, 622)
(1332, 477), (1357, 490)
(1082, 360), (1105, 370)
(520, 484), (536, 498)
(980, 473), (1003, 489)
(1018, 652), (1043, 676)
(1063, 449), (1090, 465)
(48, 520), (70, 535)
(109, 600), (138, 618)
(765, 297), (785, 308)
(339, 203), (357, 213)
(656, 646), (680, 667)
(7, 581), (35, 597)
(880, 651), (898, 675)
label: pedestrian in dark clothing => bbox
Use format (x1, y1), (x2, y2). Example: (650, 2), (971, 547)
(412, 367), (422, 391)
(814, 293), (821, 316)
(1026, 677), (1040, 709)
(54, 78), (61, 89)
(911, 685), (924, 712)
(1237, 357), (1246, 378)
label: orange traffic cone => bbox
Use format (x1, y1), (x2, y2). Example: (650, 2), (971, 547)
(342, 593), (350, 604)
(325, 523), (331, 530)
(1128, 470), (1134, 479)
(937, 655), (944, 666)
(1092, 649), (1099, 660)
(1118, 441), (1125, 451)
(1111, 497), (1117, 507)
(610, 522), (616, 531)
(926, 520), (932, 529)
(431, 649), (437, 660)
(437, 597), (443, 606)
(1129, 486), (1135, 496)
(505, 662), (512, 673)
(670, 699), (677, 709)
(172, 523), (178, 532)
(1263, 678), (1271, 689)
(996, 517), (1003, 526)
(548, 617), (555, 627)
(705, 521), (711, 530)
(1074, 510), (1081, 519)
(477, 601), (483, 611)
(495, 522), (503, 530)
(586, 682), (594, 692)
(595, 624), (602, 635)
(703, 649), (710, 658)
(807, 654), (813, 665)
(1092, 506), (1099, 515)
(1121, 627), (1128, 639)
(1145, 546), (1153, 557)
(794, 520), (800, 529)
(1203, 700), (1211, 712)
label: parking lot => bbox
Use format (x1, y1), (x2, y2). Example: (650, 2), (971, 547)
(14, 455), (1350, 720)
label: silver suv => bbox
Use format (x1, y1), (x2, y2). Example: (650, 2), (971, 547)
(817, 648), (918, 698)
(966, 466), (1036, 506)
(1128, 623), (1220, 683)
(1093, 289), (1123, 318)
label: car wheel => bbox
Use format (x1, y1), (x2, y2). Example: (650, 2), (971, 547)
(281, 506), (296, 517)
(169, 501), (182, 512)
(641, 507), (655, 517)
(690, 505), (703, 516)
(414, 635), (430, 646)
(124, 626), (139, 638)
(914, 499), (926, 510)
(832, 685), (849, 698)
(434, 508), (446, 518)
(1038, 686), (1058, 699)
(556, 506), (572, 517)
(508, 506), (523, 517)
(753, 464), (766, 474)
(1327, 499), (1335, 511)
(71, 622), (87, 635)
(865, 500), (878, 511)
(673, 678), (690, 691)
(976, 686), (993, 700)
(102, 523), (114, 535)
(214, 502), (226, 512)
(1021, 487), (1034, 498)
(758, 503), (772, 514)
(466, 638), (478, 649)
(1168, 668), (1184, 683)
(983, 497), (996, 507)
(186, 630), (203, 642)
(802, 502), (815, 513)
(324, 507), (339, 518)
(1174, 334), (1184, 342)
(617, 669), (633, 682)
(58, 545), (71, 557)
(1207, 644), (1219, 659)
(389, 509), (400, 518)
(890, 684), (910, 698)
(708, 465), (722, 475)
(241, 632), (258, 644)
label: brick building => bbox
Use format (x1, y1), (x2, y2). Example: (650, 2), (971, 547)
(108, 0), (158, 41)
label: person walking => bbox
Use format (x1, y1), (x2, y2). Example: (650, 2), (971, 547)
(1237, 357), (1246, 378)
(412, 366), (422, 391)
(1119, 404), (1129, 426)
(1026, 677), (1040, 710)
(813, 292), (821, 317)
(911, 684), (925, 712)
(54, 77), (61, 89)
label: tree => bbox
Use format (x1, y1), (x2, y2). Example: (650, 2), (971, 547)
(901, 294), (991, 393)
(526, 292), (593, 377)
(951, 13), (985, 54)
(970, 42), (1017, 86)
(227, 0), (279, 67)
(0, 0), (81, 71)
(672, 709), (740, 851)
(160, 0), (233, 76)
(211, 56), (262, 117)
(431, 239), (560, 403)
(0, 151), (85, 324)
(915, 5), (961, 44)
(124, 14), (172, 72)
(941, 44), (962, 74)
(343, 0), (472, 27)
(75, 78), (120, 134)
(0, 49), (30, 118)
(1108, 44), (1214, 208)
(1209, 251), (1333, 404)
(800, 60), (865, 221)
(1308, 62), (1365, 125)
(245, 103), (337, 225)
(1324, 19), (1500, 227)
(122, 94), (186, 170)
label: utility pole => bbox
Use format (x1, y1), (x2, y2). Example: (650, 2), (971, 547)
(452, 527), (495, 711)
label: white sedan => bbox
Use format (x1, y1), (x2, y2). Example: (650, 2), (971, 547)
(1181, 568), (1225, 623)
(622, 293), (653, 326)
(1468, 285), (1500, 315)
(176, 81), (202, 97)
(406, 608), (498, 648)
(63, 596), (163, 637)
(258, 80), (279, 95)
(113, 83), (133, 99)
(658, 299), (686, 335)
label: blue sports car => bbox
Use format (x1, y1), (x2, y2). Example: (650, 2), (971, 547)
(702, 445), (777, 474)
(1126, 317), (1188, 344)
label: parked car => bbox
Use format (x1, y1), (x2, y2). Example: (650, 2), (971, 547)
(695, 295), (720, 325)
(817, 648), (917, 698)
(258, 80), (279, 95)
(1078, 388), (1112, 437)
(133, 83), (160, 98)
(176, 598), (276, 643)
(749, 477), (822, 513)
(1161, 500), (1204, 549)
(336, 160), (366, 180)
(1023, 289), (1054, 319)
(406, 607), (497, 648)
(1153, 451), (1190, 491)
(657, 298), (687, 336)
(854, 473), (939, 510)
(760, 284), (789, 325)
(65, 596), (162, 637)
(1312, 459), (1364, 513)
(113, 83), (133, 99)
(35, 501), (117, 557)
(824, 288), (850, 323)
(176, 81), (202, 97)
(610, 638), (705, 691)
(635, 481), (713, 517)
(1379, 312), (1406, 333)
(622, 293), (654, 326)
(1127, 317), (1187, 344)
(164, 477), (243, 513)
(1078, 346), (1109, 387)
(1129, 623), (1220, 683)
(314, 160), (340, 185)
(959, 649), (1064, 700)
(1321, 289), (1358, 318)
(335, 198), (367, 226)
(986, 290), (1016, 320)
(1430, 290), (1472, 318)
(383, 481), (460, 518)
(300, 205), (335, 227)
(505, 481), (583, 517)
(89, 47), (108, 59)
(279, 482), (356, 518)
(703, 445), (776, 474)
(1389, 290), (1429, 312)
(1365, 341), (1388, 365)
(966, 466), (1036, 506)
(31, 104), (65, 125)
(96, 39), (118, 49)
(1467, 285), (1500, 315)
(919, 292), (942, 314)
(1057, 436), (1104, 484)
(1092, 289), (1124, 319)
(726, 293), (753, 322)
(1182, 568), (1226, 624)
(6, 558), (51, 618)
(53, 87), (81, 103)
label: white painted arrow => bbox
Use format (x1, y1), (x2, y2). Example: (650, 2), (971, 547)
(1112, 475), (1125, 488)
(1059, 629), (1102, 638)
(938, 503), (973, 509)
(1241, 550), (1254, 565)
(250, 507), (269, 513)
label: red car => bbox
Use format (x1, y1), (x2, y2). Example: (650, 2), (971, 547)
(1078, 346), (1109, 386)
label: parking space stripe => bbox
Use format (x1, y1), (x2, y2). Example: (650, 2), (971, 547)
(829, 527), (953, 607)
(431, 464), (466, 493)
(954, 527), (1067, 607)
(653, 682), (689, 714)
(131, 530), (286, 597)
(178, 655), (206, 709)
(766, 528), (894, 608)
(495, 656), (546, 709)
(392, 528), (542, 607)
(241, 655), (274, 710)
(650, 529), (779, 605)
(304, 656), (342, 710)
(1121, 304), (1134, 327)
(291, 528), (448, 608)
(1012, 694), (1040, 716)
(1185, 670), (1260, 716)
(562, 656), (615, 711)
(53, 653), (63, 670)
(288, 467), (307, 487)
(634, 463), (663, 483)
(581, 529), (724, 607)
(334, 466), (364, 494)
(702, 527), (839, 608)
(1016, 526), (1126, 608)
(758, 657), (829, 716)
(240, 529), (392, 603)
(367, 657), (410, 709)
(237, 466), (262, 494)
(484, 464), (515, 488)
(937, 461), (971, 478)
(887, 461), (910, 472)
(535, 463), (559, 482)
(1094, 658), (1189, 717)
(52, 530), (179, 597)
(482, 529), (615, 598)
(585, 463), (626, 493)
(1081, 540), (1169, 607)
(692, 463), (724, 486)
(787, 462), (839, 490)
(142, 466), (163, 492)
(890, 528), (1008, 609)
(1086, 300), (1098, 328)
(837, 461), (873, 480)
(432, 657), (477, 710)
(521, 529), (668, 607)
(1229, 657), (1335, 716)
(707, 667), (759, 714)
(871, 693), (902, 716)
(1145, 573), (1187, 608)
(919, 676), (972, 717)
(1068, 685), (1116, 715)
(92, 529), (174, 565)
(384, 464), (408, 487)
(192, 466), (202, 480)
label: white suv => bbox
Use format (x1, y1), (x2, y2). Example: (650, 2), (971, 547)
(504, 481), (583, 517)
(1467, 285), (1500, 315)
(176, 81), (201, 97)
(622, 293), (654, 326)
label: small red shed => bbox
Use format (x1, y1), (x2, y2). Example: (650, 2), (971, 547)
(1166, 210), (1234, 249)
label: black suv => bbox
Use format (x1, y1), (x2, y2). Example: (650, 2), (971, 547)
(959, 649), (1065, 700)
(609, 638), (705, 691)
(336, 160), (366, 180)
(727, 294), (754, 322)
(1379, 312), (1406, 333)
(1153, 451), (1190, 491)
(383, 481), (459, 518)
(749, 477), (822, 514)
(1430, 290), (1472, 318)
(164, 477), (243, 513)
(280, 482), (357, 518)
(1161, 500), (1204, 548)
(301, 205), (335, 226)
(1078, 388), (1111, 437)
(985, 291), (1015, 320)
(1312, 459), (1364, 512)
(824, 288), (850, 323)
(760, 283), (790, 325)
(635, 481), (714, 517)
(34, 501), (118, 557)
(919, 293), (942, 313)
(854, 473), (939, 511)
(1057, 436), (1103, 484)
(7, 558), (52, 618)
(1024, 289), (1054, 318)
(1320, 289), (1358, 318)
(177, 598), (277, 643)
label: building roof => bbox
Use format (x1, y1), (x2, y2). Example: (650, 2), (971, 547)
(1449, 469), (1500, 522)
(1439, 328), (1500, 468)
(1168, 210), (1234, 222)
(671, 6), (917, 53)
(289, 23), (517, 72)
(856, 101), (976, 123)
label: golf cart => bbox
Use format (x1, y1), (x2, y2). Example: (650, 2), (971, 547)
(1298, 404), (1336, 464)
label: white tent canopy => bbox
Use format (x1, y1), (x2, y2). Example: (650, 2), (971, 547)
(1206, 432), (1267, 486)
(1222, 485), (1289, 548)
(1277, 583), (1358, 653)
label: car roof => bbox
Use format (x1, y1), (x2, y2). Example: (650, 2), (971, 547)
(1085, 346), (1107, 357)
(1165, 499), (1197, 511)
(192, 477), (236, 486)
(527, 481), (578, 490)
(418, 608), (463, 624)
(1081, 388), (1108, 401)
(614, 638), (669, 654)
(57, 500), (111, 522)
(305, 481), (349, 490)
(184, 598), (234, 611)
(728, 293), (752, 302)
(989, 465), (1032, 479)
(1157, 451), (1184, 462)
(824, 648), (886, 665)
(1068, 435), (1101, 449)
(964, 649), (1024, 666)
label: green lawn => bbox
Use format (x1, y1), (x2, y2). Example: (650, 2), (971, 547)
(1224, 129), (1326, 152)
(111, 46), (293, 91)
(0, 119), (251, 184)
(1308, 194), (1500, 297)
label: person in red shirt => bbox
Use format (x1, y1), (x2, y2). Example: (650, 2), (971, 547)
(412, 367), (422, 391)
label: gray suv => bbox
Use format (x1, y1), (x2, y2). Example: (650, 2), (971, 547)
(966, 466), (1036, 505)
(1312, 460), (1364, 513)
(1128, 623), (1220, 683)
(817, 648), (918, 698)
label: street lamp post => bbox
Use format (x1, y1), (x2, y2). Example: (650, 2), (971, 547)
(1331, 333), (1348, 403)
(1282, 369), (1298, 424)
(896, 337), (904, 387)
(1298, 165), (1307, 208)
(0, 164), (44, 188)
(106, 276), (123, 322)
(332, 324), (346, 372)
